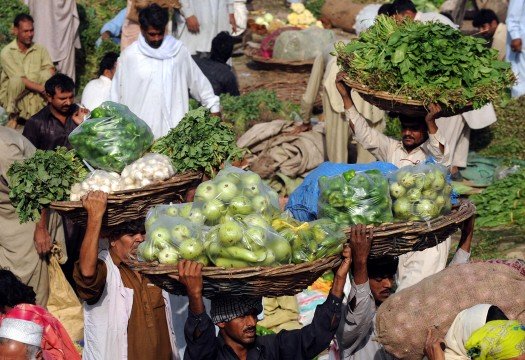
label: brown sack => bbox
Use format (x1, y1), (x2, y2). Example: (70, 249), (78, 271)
(375, 261), (525, 360)
(127, 0), (181, 23)
(321, 0), (366, 33)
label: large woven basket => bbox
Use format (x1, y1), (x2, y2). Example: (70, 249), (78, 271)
(129, 255), (341, 298)
(343, 77), (474, 117)
(50, 171), (203, 228)
(354, 199), (476, 258)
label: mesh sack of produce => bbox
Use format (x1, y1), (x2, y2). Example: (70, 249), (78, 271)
(375, 260), (525, 359)
(190, 166), (280, 227)
(205, 218), (292, 268)
(69, 101), (154, 172)
(272, 27), (335, 61)
(69, 170), (121, 201)
(388, 163), (452, 221)
(318, 169), (393, 225)
(272, 215), (346, 264)
(139, 211), (207, 265)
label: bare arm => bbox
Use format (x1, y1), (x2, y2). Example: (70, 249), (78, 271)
(20, 77), (45, 94)
(34, 209), (52, 256)
(78, 191), (107, 279)
(424, 104), (444, 153)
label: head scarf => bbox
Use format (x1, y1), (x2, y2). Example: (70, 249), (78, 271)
(465, 320), (525, 360)
(0, 304), (81, 360)
(0, 318), (43, 347)
(211, 296), (263, 324)
(444, 304), (492, 360)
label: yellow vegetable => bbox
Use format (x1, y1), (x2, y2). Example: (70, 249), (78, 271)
(291, 3), (306, 14)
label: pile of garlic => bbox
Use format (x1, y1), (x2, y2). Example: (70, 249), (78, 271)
(69, 153), (175, 201)
(119, 153), (175, 190)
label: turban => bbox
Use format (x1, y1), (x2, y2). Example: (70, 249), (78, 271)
(0, 318), (43, 347)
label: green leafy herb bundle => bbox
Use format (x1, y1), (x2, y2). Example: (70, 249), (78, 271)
(335, 16), (515, 110)
(470, 170), (525, 228)
(151, 107), (245, 176)
(8, 147), (88, 223)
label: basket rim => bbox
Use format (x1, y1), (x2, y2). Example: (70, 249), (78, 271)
(244, 46), (316, 66)
(50, 171), (202, 209)
(343, 76), (474, 110)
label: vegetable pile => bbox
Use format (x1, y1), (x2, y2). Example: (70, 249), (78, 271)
(470, 170), (525, 228)
(318, 169), (393, 225)
(69, 101), (154, 172)
(389, 164), (452, 221)
(220, 90), (300, 136)
(151, 107), (244, 176)
(287, 3), (323, 28)
(335, 16), (515, 110)
(8, 147), (88, 222)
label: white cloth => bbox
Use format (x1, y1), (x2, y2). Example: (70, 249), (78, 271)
(176, 0), (234, 54)
(414, 11), (458, 28)
(233, 1), (248, 36)
(28, 0), (81, 79)
(506, 0), (525, 97)
(82, 249), (180, 360)
(110, 35), (220, 138)
(443, 304), (492, 360)
(81, 76), (112, 111)
(354, 4), (382, 35)
(0, 318), (43, 347)
(437, 104), (497, 168)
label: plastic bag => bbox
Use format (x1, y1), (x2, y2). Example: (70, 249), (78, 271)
(273, 215), (346, 264)
(139, 209), (208, 265)
(69, 101), (154, 172)
(318, 169), (393, 225)
(69, 170), (121, 200)
(190, 166), (280, 226)
(120, 153), (175, 190)
(273, 28), (335, 61)
(205, 218), (292, 268)
(388, 163), (452, 221)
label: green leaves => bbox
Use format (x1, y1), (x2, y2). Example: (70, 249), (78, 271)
(7, 147), (88, 223)
(335, 16), (515, 110)
(151, 107), (245, 176)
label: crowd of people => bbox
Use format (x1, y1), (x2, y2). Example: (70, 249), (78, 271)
(0, 0), (524, 359)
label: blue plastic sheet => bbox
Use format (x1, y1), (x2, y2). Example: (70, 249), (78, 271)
(285, 162), (398, 221)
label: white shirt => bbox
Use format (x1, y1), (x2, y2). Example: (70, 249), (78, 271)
(110, 35), (220, 138)
(81, 76), (112, 111)
(414, 11), (458, 28)
(506, 0), (525, 97)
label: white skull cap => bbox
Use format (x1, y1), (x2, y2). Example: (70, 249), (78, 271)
(0, 318), (43, 347)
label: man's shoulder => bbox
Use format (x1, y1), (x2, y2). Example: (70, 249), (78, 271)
(27, 106), (51, 124)
(0, 40), (17, 58)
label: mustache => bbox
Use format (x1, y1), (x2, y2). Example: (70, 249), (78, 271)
(243, 326), (256, 334)
(402, 135), (415, 141)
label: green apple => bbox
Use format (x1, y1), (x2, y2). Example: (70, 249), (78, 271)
(397, 171), (416, 188)
(188, 208), (206, 225)
(216, 180), (239, 202)
(202, 199), (225, 221)
(171, 224), (191, 241)
(251, 195), (270, 213)
(145, 214), (159, 229)
(149, 227), (172, 249)
(421, 189), (438, 200)
(218, 221), (243, 246)
(269, 239), (292, 262)
(243, 184), (261, 197)
(179, 203), (193, 218)
(241, 172), (261, 187)
(260, 249), (276, 266)
(194, 182), (218, 202)
(393, 198), (412, 219)
(138, 241), (158, 262)
(242, 214), (269, 228)
(229, 196), (253, 215)
(416, 199), (439, 219)
(179, 238), (204, 259)
(158, 247), (180, 265)
(435, 195), (446, 208)
(225, 172), (242, 184)
(406, 188), (422, 202)
(389, 182), (406, 199)
(245, 227), (267, 246)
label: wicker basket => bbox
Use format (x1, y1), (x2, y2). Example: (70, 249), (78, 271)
(244, 46), (315, 69)
(343, 77), (474, 117)
(50, 172), (203, 228)
(354, 199), (476, 258)
(129, 255), (341, 298)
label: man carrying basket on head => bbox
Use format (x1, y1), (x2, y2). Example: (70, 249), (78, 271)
(177, 244), (352, 359)
(335, 75), (467, 292)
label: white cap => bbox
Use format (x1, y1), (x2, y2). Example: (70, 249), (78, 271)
(0, 318), (43, 347)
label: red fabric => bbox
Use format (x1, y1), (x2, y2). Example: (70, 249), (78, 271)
(0, 304), (80, 360)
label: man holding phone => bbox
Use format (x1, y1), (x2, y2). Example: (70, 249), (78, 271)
(22, 73), (88, 151)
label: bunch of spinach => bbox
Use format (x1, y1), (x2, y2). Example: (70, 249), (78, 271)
(470, 169), (525, 228)
(151, 107), (245, 176)
(335, 16), (515, 110)
(220, 90), (300, 136)
(8, 147), (88, 223)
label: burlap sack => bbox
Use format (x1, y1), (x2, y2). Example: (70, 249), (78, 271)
(321, 0), (366, 33)
(375, 261), (525, 360)
(127, 0), (181, 23)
